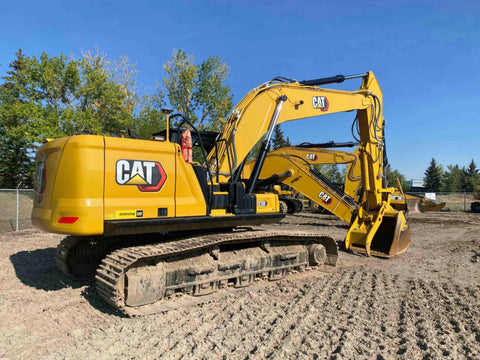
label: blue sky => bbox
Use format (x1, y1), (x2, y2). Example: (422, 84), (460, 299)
(1, 0), (478, 179)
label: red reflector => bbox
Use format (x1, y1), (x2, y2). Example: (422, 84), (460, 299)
(58, 217), (79, 224)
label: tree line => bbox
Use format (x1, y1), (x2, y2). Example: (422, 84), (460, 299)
(0, 49), (234, 188)
(3, 48), (474, 195)
(423, 158), (479, 192)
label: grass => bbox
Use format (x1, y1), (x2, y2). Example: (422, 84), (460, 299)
(435, 193), (475, 212)
(0, 191), (34, 232)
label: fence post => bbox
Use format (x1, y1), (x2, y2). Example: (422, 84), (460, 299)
(16, 182), (22, 231)
(16, 189), (19, 231)
(464, 192), (466, 212)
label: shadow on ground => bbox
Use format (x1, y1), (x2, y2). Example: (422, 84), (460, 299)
(81, 286), (128, 317)
(10, 247), (84, 291)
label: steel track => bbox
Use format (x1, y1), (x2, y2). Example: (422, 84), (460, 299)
(94, 229), (338, 316)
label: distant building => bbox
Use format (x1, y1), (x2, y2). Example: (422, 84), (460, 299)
(408, 179), (425, 192)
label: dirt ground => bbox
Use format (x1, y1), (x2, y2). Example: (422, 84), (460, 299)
(0, 211), (479, 360)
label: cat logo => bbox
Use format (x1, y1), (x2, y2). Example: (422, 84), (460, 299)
(318, 191), (332, 205)
(306, 153), (318, 161)
(312, 96), (329, 111)
(116, 160), (167, 192)
(257, 200), (268, 207)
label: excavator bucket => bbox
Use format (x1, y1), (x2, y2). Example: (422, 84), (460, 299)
(391, 196), (446, 214)
(420, 198), (446, 212)
(390, 195), (423, 213)
(367, 211), (411, 257)
(345, 206), (411, 258)
(405, 198), (423, 214)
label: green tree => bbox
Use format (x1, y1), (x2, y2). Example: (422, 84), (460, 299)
(441, 164), (463, 192)
(461, 159), (480, 192)
(272, 125), (291, 150)
(0, 49), (137, 187)
(134, 90), (166, 140)
(194, 56), (233, 131)
(385, 165), (410, 191)
(314, 164), (346, 184)
(162, 50), (197, 122)
(423, 158), (443, 192)
(162, 49), (233, 131)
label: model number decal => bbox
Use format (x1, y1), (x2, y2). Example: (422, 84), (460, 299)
(312, 96), (329, 111)
(258, 200), (268, 207)
(114, 210), (144, 219)
(116, 160), (167, 192)
(318, 191), (332, 205)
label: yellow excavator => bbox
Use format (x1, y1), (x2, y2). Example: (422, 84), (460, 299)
(32, 71), (410, 315)
(243, 144), (360, 223)
(242, 143), (446, 250)
(250, 139), (445, 215)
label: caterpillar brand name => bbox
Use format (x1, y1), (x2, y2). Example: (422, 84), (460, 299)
(116, 160), (167, 192)
(312, 96), (329, 111)
(258, 200), (268, 207)
(306, 153), (318, 161)
(318, 191), (332, 205)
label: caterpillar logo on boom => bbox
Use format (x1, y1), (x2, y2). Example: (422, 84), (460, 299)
(312, 96), (329, 111)
(306, 153), (318, 161)
(318, 191), (332, 205)
(116, 160), (167, 192)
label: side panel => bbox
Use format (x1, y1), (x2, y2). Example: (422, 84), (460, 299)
(175, 154), (208, 217)
(255, 193), (278, 214)
(104, 138), (178, 221)
(32, 135), (105, 235)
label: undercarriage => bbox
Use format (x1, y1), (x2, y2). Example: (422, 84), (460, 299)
(55, 229), (338, 316)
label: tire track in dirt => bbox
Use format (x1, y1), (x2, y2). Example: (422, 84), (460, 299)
(247, 269), (352, 359)
(301, 269), (403, 359)
(172, 269), (339, 359)
(396, 278), (480, 359)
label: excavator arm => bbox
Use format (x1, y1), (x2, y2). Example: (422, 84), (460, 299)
(208, 71), (410, 257)
(243, 146), (359, 223)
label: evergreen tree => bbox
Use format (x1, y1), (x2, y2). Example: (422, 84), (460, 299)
(272, 125), (290, 150)
(461, 159), (480, 192)
(441, 164), (463, 192)
(423, 158), (442, 192)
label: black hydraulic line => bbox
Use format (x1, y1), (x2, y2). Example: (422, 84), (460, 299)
(309, 167), (357, 208)
(382, 122), (388, 188)
(247, 95), (287, 194)
(300, 75), (345, 86)
(255, 171), (292, 188)
(299, 72), (368, 87)
(296, 141), (360, 149)
(247, 139), (271, 194)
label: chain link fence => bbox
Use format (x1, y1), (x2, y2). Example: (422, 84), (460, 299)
(0, 189), (477, 234)
(0, 189), (34, 233)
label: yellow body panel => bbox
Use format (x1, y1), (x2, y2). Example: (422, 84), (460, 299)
(32, 135), (207, 236)
(32, 135), (105, 235)
(255, 193), (278, 214)
(104, 137), (177, 220)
